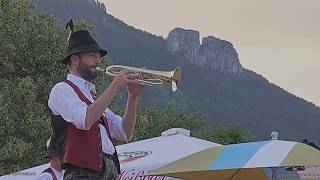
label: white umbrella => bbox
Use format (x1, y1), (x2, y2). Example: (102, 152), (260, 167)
(118, 128), (220, 179)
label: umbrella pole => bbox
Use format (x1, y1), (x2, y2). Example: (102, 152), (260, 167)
(271, 167), (277, 180)
(229, 169), (241, 180)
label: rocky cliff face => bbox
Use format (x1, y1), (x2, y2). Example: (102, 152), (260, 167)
(166, 28), (243, 75)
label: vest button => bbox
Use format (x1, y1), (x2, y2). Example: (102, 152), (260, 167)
(98, 134), (101, 138)
(99, 164), (103, 168)
(99, 153), (102, 157)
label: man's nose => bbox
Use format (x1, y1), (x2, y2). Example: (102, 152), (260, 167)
(95, 57), (101, 64)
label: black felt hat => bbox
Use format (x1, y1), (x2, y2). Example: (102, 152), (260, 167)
(62, 20), (107, 64)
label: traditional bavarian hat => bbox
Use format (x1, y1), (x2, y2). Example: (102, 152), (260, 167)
(62, 19), (107, 64)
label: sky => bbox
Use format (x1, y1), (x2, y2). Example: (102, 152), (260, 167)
(102, 0), (320, 106)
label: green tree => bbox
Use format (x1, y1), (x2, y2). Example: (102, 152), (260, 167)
(0, 0), (100, 175)
(0, 78), (50, 175)
(0, 0), (66, 174)
(131, 105), (204, 142)
(201, 124), (248, 145)
(302, 139), (320, 150)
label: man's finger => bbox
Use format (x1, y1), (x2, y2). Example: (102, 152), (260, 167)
(126, 79), (140, 84)
(123, 71), (138, 80)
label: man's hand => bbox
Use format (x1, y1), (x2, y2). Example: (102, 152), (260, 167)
(111, 69), (144, 97)
(112, 70), (132, 89)
(127, 82), (144, 97)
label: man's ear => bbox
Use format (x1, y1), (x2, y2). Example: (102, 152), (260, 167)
(70, 54), (79, 66)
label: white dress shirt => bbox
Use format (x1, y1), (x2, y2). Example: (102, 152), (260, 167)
(37, 166), (64, 180)
(48, 74), (128, 154)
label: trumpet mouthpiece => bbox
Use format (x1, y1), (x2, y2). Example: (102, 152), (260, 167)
(96, 67), (104, 72)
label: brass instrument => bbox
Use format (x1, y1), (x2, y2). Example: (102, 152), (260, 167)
(96, 65), (182, 92)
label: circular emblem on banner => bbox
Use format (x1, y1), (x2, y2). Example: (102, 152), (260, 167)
(118, 151), (152, 163)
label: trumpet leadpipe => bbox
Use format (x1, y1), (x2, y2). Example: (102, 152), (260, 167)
(95, 67), (106, 73)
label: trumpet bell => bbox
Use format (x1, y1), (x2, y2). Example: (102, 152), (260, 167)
(96, 65), (182, 92)
(171, 66), (181, 92)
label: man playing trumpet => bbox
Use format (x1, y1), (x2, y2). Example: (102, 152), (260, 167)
(48, 20), (144, 180)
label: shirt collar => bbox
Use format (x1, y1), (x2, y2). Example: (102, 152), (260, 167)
(67, 74), (96, 94)
(50, 165), (63, 177)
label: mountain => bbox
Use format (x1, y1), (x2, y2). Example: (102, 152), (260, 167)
(33, 0), (320, 143)
(167, 28), (243, 75)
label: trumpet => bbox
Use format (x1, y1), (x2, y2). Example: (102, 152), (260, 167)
(96, 65), (182, 92)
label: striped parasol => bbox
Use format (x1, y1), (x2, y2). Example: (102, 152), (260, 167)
(147, 140), (320, 180)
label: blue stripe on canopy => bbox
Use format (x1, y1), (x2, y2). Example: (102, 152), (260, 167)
(208, 141), (270, 170)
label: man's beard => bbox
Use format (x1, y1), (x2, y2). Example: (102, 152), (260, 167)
(78, 60), (98, 81)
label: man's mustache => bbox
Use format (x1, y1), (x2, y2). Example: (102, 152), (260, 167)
(90, 65), (99, 69)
